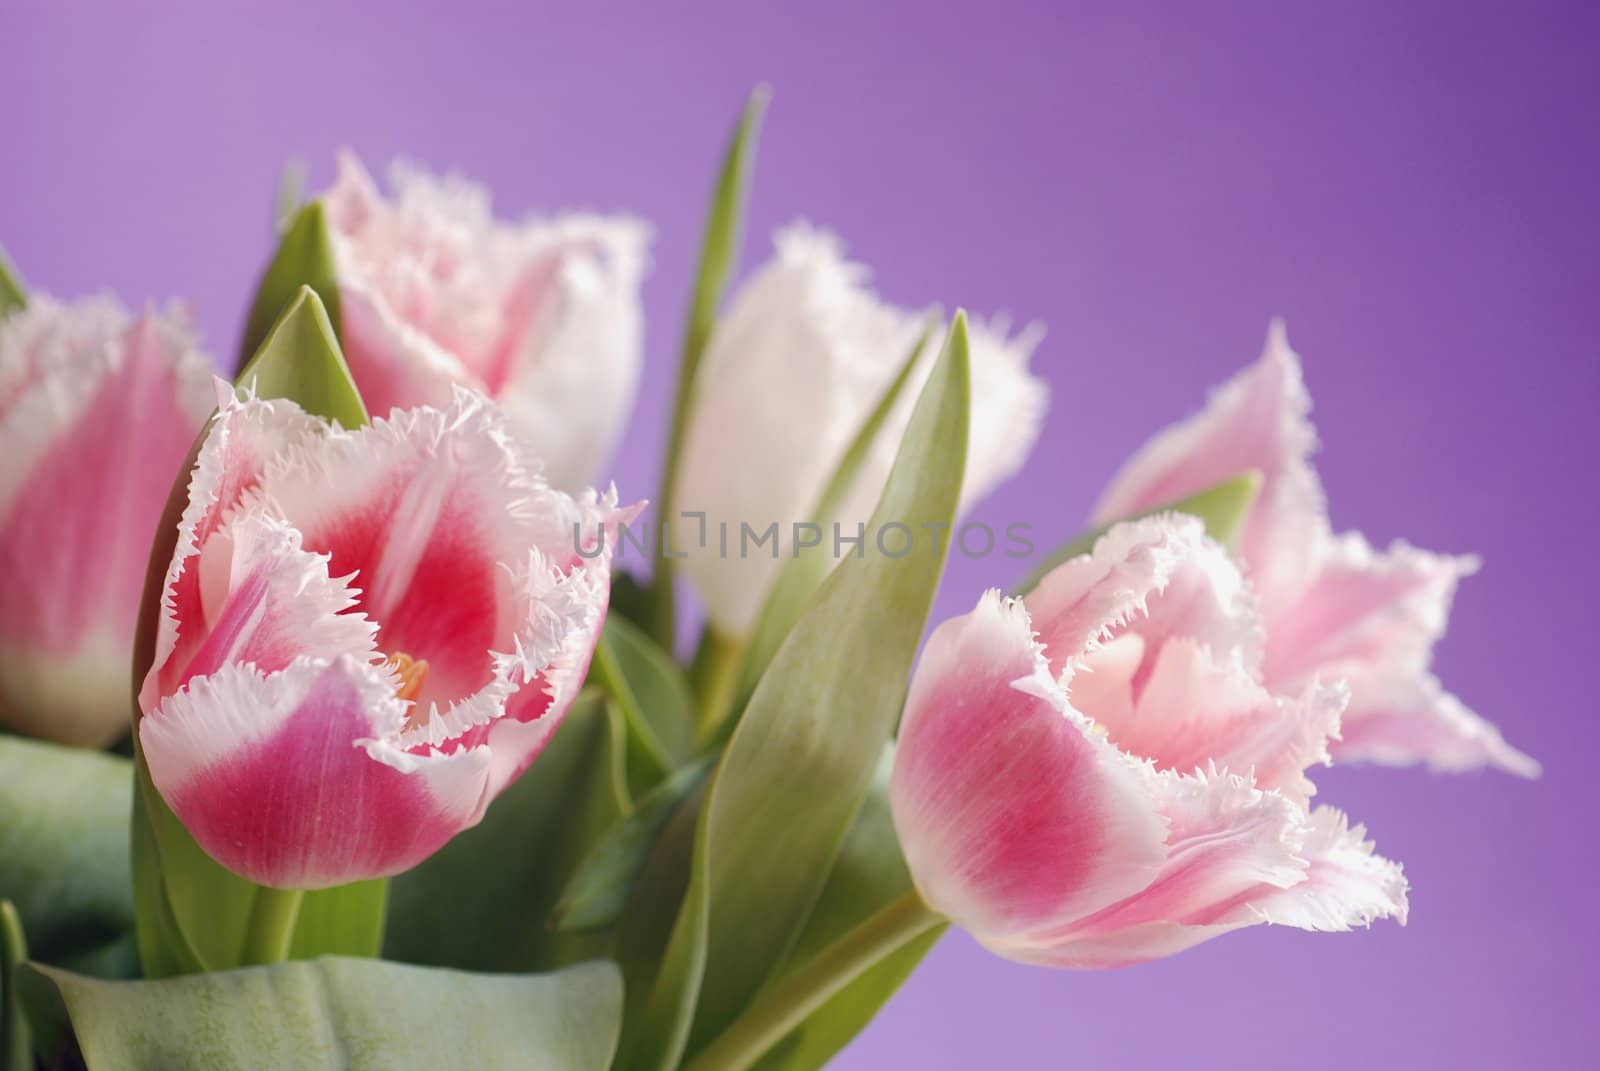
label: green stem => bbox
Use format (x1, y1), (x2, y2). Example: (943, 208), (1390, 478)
(591, 635), (674, 781)
(688, 626), (748, 744)
(683, 890), (943, 1071)
(239, 886), (303, 966)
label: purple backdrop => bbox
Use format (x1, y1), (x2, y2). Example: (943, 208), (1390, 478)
(4, 1), (1594, 1066)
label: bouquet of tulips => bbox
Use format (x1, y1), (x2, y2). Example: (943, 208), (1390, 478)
(0, 91), (1536, 1071)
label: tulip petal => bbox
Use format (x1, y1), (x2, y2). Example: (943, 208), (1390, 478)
(1093, 638), (1343, 803)
(1001, 768), (1308, 969)
(1091, 321), (1327, 616)
(146, 391), (330, 709)
(1251, 806), (1409, 931)
(1028, 515), (1261, 683)
(141, 656), (492, 888)
(891, 591), (1169, 943)
(1333, 667), (1540, 777)
(490, 218), (648, 490)
(0, 301), (212, 744)
(323, 152), (648, 488)
(1265, 532), (1536, 776)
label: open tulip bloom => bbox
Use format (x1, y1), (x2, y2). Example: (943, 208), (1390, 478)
(0, 97), (1537, 1071)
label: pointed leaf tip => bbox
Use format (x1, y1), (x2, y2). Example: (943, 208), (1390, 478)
(238, 199), (343, 372)
(236, 285), (368, 428)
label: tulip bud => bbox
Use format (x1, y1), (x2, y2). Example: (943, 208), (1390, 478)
(0, 297), (212, 745)
(891, 516), (1408, 969)
(320, 152), (650, 490)
(673, 224), (1048, 635)
(135, 385), (637, 889)
(1092, 322), (1536, 776)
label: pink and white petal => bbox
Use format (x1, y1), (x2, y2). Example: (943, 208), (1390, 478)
(143, 655), (491, 888)
(1264, 532), (1478, 688)
(337, 282), (474, 421)
(1250, 807), (1409, 931)
(491, 217), (649, 490)
(1334, 667), (1540, 777)
(891, 591), (1169, 942)
(148, 391), (328, 692)
(1091, 321), (1330, 615)
(0, 304), (212, 743)
(1006, 768), (1307, 969)
(1028, 515), (1260, 682)
(155, 510), (378, 698)
(1089, 638), (1342, 804)
(258, 390), (545, 711)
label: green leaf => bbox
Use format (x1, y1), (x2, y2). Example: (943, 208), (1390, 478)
(624, 315), (971, 1070)
(552, 756), (713, 934)
(234, 285), (367, 428)
(2, 901), (29, 1071)
(385, 691), (631, 973)
(0, 738), (132, 963)
(732, 322), (933, 719)
(237, 202), (343, 372)
(750, 750), (943, 1070)
(589, 617), (695, 791)
(0, 246), (25, 319)
(1015, 470), (1263, 595)
(648, 86), (770, 650)
(18, 957), (622, 1071)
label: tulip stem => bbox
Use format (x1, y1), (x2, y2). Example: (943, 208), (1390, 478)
(682, 890), (945, 1071)
(240, 886), (303, 966)
(689, 626), (747, 743)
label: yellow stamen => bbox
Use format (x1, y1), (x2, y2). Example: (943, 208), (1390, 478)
(385, 652), (431, 707)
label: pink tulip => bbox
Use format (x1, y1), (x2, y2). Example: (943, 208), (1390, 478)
(136, 385), (634, 889)
(322, 153), (650, 490)
(0, 297), (213, 745)
(1092, 323), (1536, 776)
(891, 516), (1408, 969)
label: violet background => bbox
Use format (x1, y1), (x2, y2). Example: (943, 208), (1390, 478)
(3, 1), (1594, 1066)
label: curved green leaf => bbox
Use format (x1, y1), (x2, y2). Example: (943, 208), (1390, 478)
(19, 957), (621, 1071)
(385, 692), (631, 973)
(238, 202), (343, 372)
(751, 749), (943, 1070)
(0, 738), (131, 962)
(552, 756), (712, 934)
(625, 316), (971, 1070)
(1015, 470), (1263, 595)
(649, 86), (770, 650)
(732, 322), (933, 721)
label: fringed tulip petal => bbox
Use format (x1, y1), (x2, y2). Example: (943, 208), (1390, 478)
(323, 153), (649, 489)
(891, 592), (1169, 942)
(142, 656), (493, 889)
(138, 387), (630, 888)
(0, 298), (212, 745)
(1091, 321), (1326, 616)
(1090, 325), (1533, 775)
(892, 519), (1407, 969)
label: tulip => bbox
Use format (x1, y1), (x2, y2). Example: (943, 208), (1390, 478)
(320, 153), (650, 490)
(673, 223), (1048, 635)
(891, 516), (1408, 969)
(0, 297), (213, 745)
(136, 385), (634, 889)
(1091, 323), (1536, 776)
